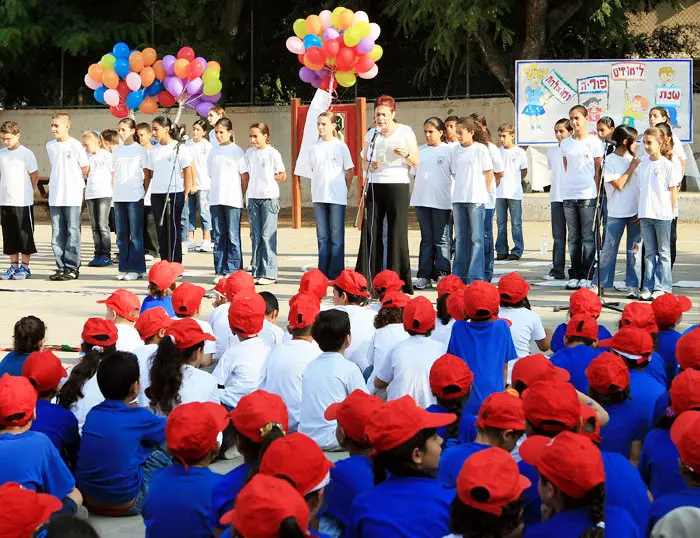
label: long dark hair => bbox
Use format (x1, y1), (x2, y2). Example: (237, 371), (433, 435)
(424, 117), (446, 142)
(58, 342), (116, 409)
(436, 294), (451, 326)
(153, 116), (182, 142)
(118, 118), (140, 144)
(553, 479), (606, 538)
(372, 428), (437, 485)
(611, 125), (638, 158)
(232, 518), (306, 538)
(13, 316), (45, 353)
(437, 393), (468, 441)
(449, 495), (525, 538)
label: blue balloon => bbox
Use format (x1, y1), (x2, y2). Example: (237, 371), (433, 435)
(126, 89), (144, 110)
(303, 34), (322, 49)
(93, 86), (106, 105)
(113, 42), (130, 59)
(146, 79), (163, 97)
(114, 59), (130, 78)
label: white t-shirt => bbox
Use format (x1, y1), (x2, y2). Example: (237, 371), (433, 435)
(498, 146), (528, 200)
(451, 142), (493, 204)
(112, 143), (147, 203)
(432, 318), (456, 347)
(410, 143), (453, 210)
(151, 365), (220, 417)
(486, 143), (505, 210)
(134, 343), (158, 407)
(186, 139), (213, 191)
(85, 149), (113, 200)
(213, 336), (270, 408)
(362, 125), (416, 184)
(209, 129), (219, 148)
(499, 306), (546, 359)
(546, 145), (566, 203)
(0, 146), (38, 206)
(335, 305), (376, 373)
(191, 318), (217, 356)
(145, 141), (193, 194)
(259, 319), (285, 348)
(672, 155), (682, 218)
(46, 138), (89, 207)
(245, 146), (285, 199)
(366, 323), (409, 397)
(638, 133), (686, 163)
(637, 157), (677, 220)
(143, 147), (153, 206)
(210, 304), (234, 360)
(262, 339), (322, 431)
(116, 324), (144, 353)
(298, 351), (369, 450)
(603, 153), (639, 218)
(208, 144), (248, 208)
(70, 374), (104, 433)
(308, 138), (354, 205)
(560, 135), (603, 200)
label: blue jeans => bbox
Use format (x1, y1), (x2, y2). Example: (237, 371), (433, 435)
(415, 206), (451, 280)
(452, 202), (485, 283)
(114, 201), (146, 274)
(594, 216), (641, 289)
(551, 202), (567, 278)
(313, 202), (346, 280)
(150, 192), (185, 263)
(181, 190), (212, 240)
(248, 198), (279, 279)
(563, 198), (596, 280)
(483, 208), (495, 281)
(640, 218), (673, 293)
(496, 198), (524, 256)
(86, 198), (112, 258)
(211, 205), (242, 276)
(50, 206), (82, 270)
(126, 447), (172, 515)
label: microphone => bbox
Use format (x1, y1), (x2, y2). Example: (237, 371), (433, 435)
(603, 139), (616, 147)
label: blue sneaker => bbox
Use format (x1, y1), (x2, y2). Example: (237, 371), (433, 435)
(91, 257), (113, 268)
(0, 266), (17, 280)
(13, 265), (31, 280)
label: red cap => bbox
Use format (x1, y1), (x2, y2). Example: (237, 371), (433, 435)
(0, 374), (37, 427)
(579, 404), (602, 444)
(365, 395), (455, 452)
(288, 294), (320, 330)
(166, 402), (231, 462)
(81, 318), (118, 347)
(621, 302), (659, 335)
(569, 288), (602, 318)
(97, 288), (140, 322)
(522, 380), (581, 432)
(210, 276), (228, 297)
(511, 354), (570, 389)
(456, 447), (531, 516)
(330, 269), (370, 298)
(599, 327), (653, 363)
(476, 392), (526, 431)
(463, 281), (500, 320)
(259, 433), (334, 495)
(229, 390), (289, 443)
(566, 314), (599, 341)
(585, 352), (630, 394)
(670, 370), (700, 415)
(446, 288), (466, 321)
(671, 410), (700, 471)
(172, 282), (207, 316)
(652, 294), (693, 330)
(228, 290), (266, 337)
(225, 270), (256, 300)
(165, 318), (215, 350)
(148, 260), (184, 290)
(677, 328), (700, 370)
(0, 482), (62, 538)
(402, 296), (436, 334)
(430, 354), (474, 400)
(520, 431), (605, 498)
(21, 351), (66, 393)
(220, 474), (310, 537)
(299, 269), (329, 300)
(498, 272), (530, 305)
(437, 274), (465, 298)
(325, 390), (384, 444)
(381, 291), (410, 309)
(134, 307), (173, 341)
(372, 270), (404, 294)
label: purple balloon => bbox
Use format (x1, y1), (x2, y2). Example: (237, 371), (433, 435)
(162, 55), (176, 76)
(311, 78), (321, 89)
(323, 27), (339, 41)
(200, 92), (221, 103)
(185, 78), (203, 95)
(315, 69), (330, 79)
(356, 37), (375, 54)
(194, 56), (207, 65)
(299, 67), (316, 84)
(188, 97), (202, 108)
(166, 77), (184, 97)
(196, 102), (215, 117)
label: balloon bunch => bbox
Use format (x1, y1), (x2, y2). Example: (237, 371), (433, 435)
(85, 42), (169, 118)
(286, 7), (382, 91)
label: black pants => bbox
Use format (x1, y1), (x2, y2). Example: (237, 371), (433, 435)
(0, 205), (37, 255)
(150, 192), (185, 263)
(143, 204), (160, 257)
(356, 183), (413, 294)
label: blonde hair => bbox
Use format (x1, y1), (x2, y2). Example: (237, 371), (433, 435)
(81, 130), (103, 150)
(52, 112), (71, 125)
(317, 111), (338, 138)
(659, 67), (675, 77)
(643, 127), (672, 160)
(524, 63), (547, 81)
(498, 123), (515, 135)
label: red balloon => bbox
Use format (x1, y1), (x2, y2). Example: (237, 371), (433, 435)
(336, 47), (355, 71)
(322, 38), (340, 58)
(355, 54), (375, 74)
(109, 104), (129, 119)
(158, 90), (176, 108)
(187, 59), (205, 80)
(306, 47), (326, 66)
(297, 53), (306, 65)
(177, 47), (195, 61)
(319, 76), (331, 91)
(116, 80), (130, 99)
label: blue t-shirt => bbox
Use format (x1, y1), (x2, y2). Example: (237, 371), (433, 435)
(447, 320), (516, 415)
(639, 427), (685, 500)
(645, 352), (668, 388)
(549, 345), (601, 393)
(323, 455), (374, 527)
(438, 441), (490, 487)
(75, 399), (166, 504)
(599, 398), (648, 458)
(656, 329), (681, 385)
(649, 487), (700, 532)
(602, 451), (650, 531)
(141, 295), (176, 317)
(144, 464), (222, 538)
(519, 460), (542, 526)
(550, 323), (611, 353)
(0, 350), (31, 376)
(0, 430), (75, 498)
(210, 461), (252, 530)
(347, 476), (454, 538)
(628, 369), (667, 442)
(523, 506), (640, 538)
(425, 403), (477, 447)
(31, 399), (80, 470)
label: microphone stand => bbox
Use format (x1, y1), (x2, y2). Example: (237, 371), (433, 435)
(355, 129), (379, 287)
(159, 130), (184, 263)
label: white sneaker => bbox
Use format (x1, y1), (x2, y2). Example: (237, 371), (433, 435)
(246, 265), (254, 273)
(187, 239), (196, 251)
(117, 272), (127, 281)
(613, 283), (627, 292)
(640, 289), (653, 301)
(255, 277), (277, 285)
(213, 275), (224, 284)
(626, 287), (639, 299)
(565, 278), (580, 290)
(543, 274), (556, 281)
(144, 254), (154, 262)
(199, 240), (213, 252)
(413, 277), (432, 290)
(578, 279), (593, 289)
(651, 290), (667, 300)
(123, 272), (140, 281)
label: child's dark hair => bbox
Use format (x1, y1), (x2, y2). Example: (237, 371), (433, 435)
(543, 476), (606, 538)
(333, 285), (368, 306)
(242, 426), (286, 477)
(555, 118), (573, 132)
(374, 306), (404, 329)
(469, 112), (488, 128)
(250, 122), (271, 143)
(437, 394), (468, 441)
(583, 97), (602, 108)
(193, 118), (208, 133)
(424, 117), (446, 142)
(569, 104), (588, 118)
(13, 316), (46, 353)
(436, 294), (451, 326)
(153, 116), (182, 141)
(526, 419), (579, 438)
(456, 117), (488, 145)
(147, 336), (204, 415)
(289, 325), (314, 339)
(565, 336), (596, 347)
(148, 281), (176, 298)
(215, 118), (235, 143)
(588, 386), (631, 407)
(232, 519), (305, 538)
(33, 515), (100, 538)
(619, 354), (650, 372)
(611, 125), (638, 158)
(312, 310), (350, 352)
(445, 115), (460, 124)
(449, 495), (525, 538)
(101, 129), (119, 146)
(259, 291), (279, 316)
(656, 122), (675, 157)
(596, 116), (615, 129)
(96, 351), (140, 401)
(118, 118), (140, 144)
(373, 428), (437, 485)
(649, 106), (671, 124)
(500, 297), (531, 310)
(58, 341), (117, 409)
(407, 328), (433, 337)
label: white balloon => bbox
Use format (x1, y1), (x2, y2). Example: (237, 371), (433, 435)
(84, 74), (101, 90)
(359, 64), (379, 80)
(126, 72), (141, 92)
(104, 89), (120, 107)
(286, 36), (306, 55)
(354, 11), (369, 24)
(319, 9), (332, 29)
(369, 22), (381, 41)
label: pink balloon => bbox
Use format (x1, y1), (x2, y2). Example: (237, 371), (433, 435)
(319, 10), (332, 29)
(104, 88), (120, 107)
(369, 23), (381, 41)
(354, 11), (369, 24)
(323, 27), (339, 41)
(125, 72), (141, 92)
(286, 36), (306, 55)
(84, 74), (101, 90)
(358, 64), (379, 80)
(185, 77), (203, 95)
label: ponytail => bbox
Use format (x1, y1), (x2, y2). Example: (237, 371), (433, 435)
(372, 428), (437, 485)
(147, 336), (203, 416)
(578, 484), (606, 538)
(119, 118), (140, 145)
(153, 116), (181, 142)
(58, 343), (116, 409)
(437, 395), (466, 441)
(244, 424), (287, 479)
(656, 122), (674, 160)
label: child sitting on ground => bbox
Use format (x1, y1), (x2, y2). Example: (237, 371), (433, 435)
(369, 269), (405, 313)
(431, 275), (465, 346)
(209, 270), (256, 360)
(258, 290), (285, 347)
(172, 281), (217, 367)
(0, 315), (45, 376)
(133, 307), (173, 407)
(366, 291), (409, 391)
(550, 288), (612, 352)
(141, 260), (184, 317)
(651, 293), (692, 384)
(98, 288), (143, 352)
(550, 314), (602, 393)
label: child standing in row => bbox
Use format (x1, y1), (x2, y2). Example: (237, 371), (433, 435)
(82, 130), (114, 269)
(136, 122), (159, 261)
(206, 106), (226, 147)
(183, 119), (213, 253)
(496, 124), (528, 261)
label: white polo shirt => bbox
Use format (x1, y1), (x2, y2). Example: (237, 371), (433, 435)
(85, 149), (113, 200)
(603, 153), (639, 219)
(190, 318), (217, 356)
(46, 138), (89, 207)
(70, 374), (104, 433)
(245, 146), (285, 199)
(116, 324), (144, 353)
(210, 304), (234, 360)
(259, 320), (285, 349)
(432, 318), (456, 347)
(560, 135), (603, 200)
(112, 143), (147, 203)
(499, 306), (546, 359)
(145, 141), (193, 194)
(409, 143), (453, 210)
(0, 145), (38, 207)
(308, 138), (354, 205)
(213, 336), (270, 408)
(208, 143), (248, 208)
(366, 323), (409, 397)
(451, 142), (493, 204)
(498, 146), (528, 201)
(154, 365), (220, 417)
(335, 305), (376, 373)
(186, 139), (213, 191)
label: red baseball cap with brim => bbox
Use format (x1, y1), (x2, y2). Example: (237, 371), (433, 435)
(381, 291), (410, 309)
(134, 307), (173, 341)
(621, 302), (659, 335)
(148, 260), (184, 291)
(97, 288), (140, 322)
(671, 410), (700, 472)
(172, 282), (207, 316)
(520, 431), (605, 499)
(229, 390), (289, 443)
(165, 318), (215, 350)
(457, 447), (531, 516)
(677, 328), (700, 371)
(652, 293), (693, 329)
(325, 390), (384, 445)
(402, 296), (436, 333)
(225, 270), (256, 301)
(166, 402), (230, 462)
(365, 395), (455, 453)
(463, 281), (500, 320)
(569, 288), (602, 318)
(210, 277), (228, 297)
(372, 270), (404, 293)
(437, 274), (465, 298)
(299, 269), (329, 300)
(81, 318), (118, 347)
(0, 374), (37, 428)
(228, 290), (266, 337)
(498, 272), (530, 305)
(566, 315), (599, 341)
(446, 289), (466, 321)
(288, 293), (320, 330)
(670, 370), (700, 415)
(21, 351), (66, 393)
(579, 404), (602, 444)
(430, 354), (474, 400)
(585, 351), (630, 394)
(330, 269), (371, 298)
(511, 354), (570, 389)
(522, 379), (581, 432)
(476, 392), (526, 431)
(0, 482), (62, 538)
(599, 327), (653, 363)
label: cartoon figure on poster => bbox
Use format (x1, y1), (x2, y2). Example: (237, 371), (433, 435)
(657, 66), (680, 128)
(621, 88), (649, 130)
(521, 63), (551, 131)
(582, 96), (603, 132)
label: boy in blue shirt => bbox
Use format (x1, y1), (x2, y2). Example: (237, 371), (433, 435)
(447, 281), (516, 415)
(618, 301), (668, 387)
(0, 315), (45, 376)
(22, 350), (80, 469)
(75, 351), (170, 516)
(141, 260), (183, 317)
(652, 293), (692, 384)
(144, 401), (231, 538)
(550, 315), (602, 393)
(549, 289), (611, 352)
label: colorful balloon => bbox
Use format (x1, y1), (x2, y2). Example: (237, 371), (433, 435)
(355, 54), (375, 74)
(337, 9), (355, 30)
(303, 55), (324, 71)
(112, 42), (130, 59)
(177, 47), (195, 61)
(336, 47), (356, 71)
(196, 102), (216, 116)
(158, 91), (176, 108)
(142, 47), (157, 66)
(355, 21), (371, 38)
(319, 10), (332, 29)
(140, 67), (155, 88)
(303, 34), (322, 50)
(358, 64), (379, 79)
(93, 86), (107, 104)
(202, 68), (219, 84)
(162, 55), (176, 76)
(185, 78), (203, 95)
(146, 79), (164, 97)
(174, 58), (189, 79)
(322, 38), (340, 58)
(166, 77), (184, 98)
(200, 92), (221, 103)
(126, 90), (145, 110)
(207, 60), (221, 71)
(153, 60), (167, 81)
(343, 26), (362, 47)
(129, 51), (144, 73)
(114, 59), (130, 78)
(305, 14), (323, 36)
(331, 7), (345, 28)
(104, 89), (120, 107)
(335, 70), (356, 87)
(286, 36), (305, 55)
(299, 67), (316, 84)
(323, 27), (340, 41)
(369, 45), (383, 62)
(110, 104), (129, 119)
(88, 63), (104, 83)
(125, 72), (141, 92)
(356, 37), (375, 54)
(306, 46), (326, 66)
(293, 18), (307, 38)
(139, 97), (158, 114)
(187, 59), (205, 80)
(369, 22), (381, 40)
(101, 54), (116, 70)
(117, 80), (130, 99)
(84, 74), (101, 90)
(102, 70), (119, 89)
(354, 11), (369, 24)
(203, 79), (222, 96)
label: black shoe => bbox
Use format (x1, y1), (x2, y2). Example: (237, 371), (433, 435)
(496, 254), (508, 261)
(58, 269), (79, 281)
(507, 254), (521, 261)
(49, 269), (65, 281)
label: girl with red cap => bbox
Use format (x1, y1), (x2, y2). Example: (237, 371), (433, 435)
(133, 307), (173, 407)
(432, 275), (466, 346)
(652, 293), (693, 383)
(99, 288), (144, 353)
(617, 301), (668, 388)
(369, 269), (405, 313)
(549, 289), (612, 353)
(141, 260), (184, 317)
(210, 270), (256, 361)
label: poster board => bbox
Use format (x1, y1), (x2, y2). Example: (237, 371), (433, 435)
(515, 59), (693, 145)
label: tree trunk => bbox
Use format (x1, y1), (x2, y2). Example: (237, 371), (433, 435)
(474, 33), (516, 101)
(220, 0), (246, 36)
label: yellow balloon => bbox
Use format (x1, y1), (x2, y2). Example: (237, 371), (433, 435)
(369, 44), (383, 62)
(343, 26), (362, 47)
(331, 6), (345, 28)
(293, 18), (308, 38)
(355, 21), (370, 38)
(335, 70), (356, 88)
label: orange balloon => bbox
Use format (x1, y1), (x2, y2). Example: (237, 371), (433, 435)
(140, 67), (155, 87)
(88, 63), (104, 83)
(207, 60), (221, 71)
(142, 47), (157, 67)
(102, 70), (119, 90)
(174, 58), (189, 79)
(305, 14), (323, 35)
(139, 97), (158, 114)
(129, 51), (144, 73)
(153, 60), (167, 81)
(337, 9), (355, 30)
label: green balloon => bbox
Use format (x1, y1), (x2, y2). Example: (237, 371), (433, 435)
(101, 53), (116, 70)
(203, 79), (223, 96)
(202, 68), (219, 84)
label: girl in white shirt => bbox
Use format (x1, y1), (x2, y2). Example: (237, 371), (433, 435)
(82, 130), (114, 268)
(183, 120), (213, 252)
(245, 122), (286, 285)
